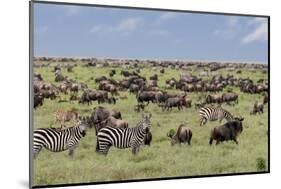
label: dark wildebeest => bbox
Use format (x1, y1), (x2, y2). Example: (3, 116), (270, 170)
(34, 94), (44, 109)
(205, 94), (222, 104)
(137, 91), (157, 104)
(144, 131), (152, 146)
(169, 124), (192, 145)
(222, 92), (238, 105)
(250, 101), (264, 115)
(79, 90), (108, 105)
(209, 117), (244, 145)
(163, 95), (187, 111)
(91, 106), (122, 135)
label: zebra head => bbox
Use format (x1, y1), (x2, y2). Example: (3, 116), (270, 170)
(141, 113), (152, 133)
(77, 116), (90, 137)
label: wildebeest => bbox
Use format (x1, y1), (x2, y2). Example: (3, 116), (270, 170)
(163, 95), (188, 111)
(101, 116), (128, 129)
(205, 94), (222, 104)
(34, 94), (44, 109)
(91, 106), (122, 135)
(169, 124), (192, 145)
(250, 101), (264, 115)
(209, 117), (244, 145)
(136, 91), (157, 104)
(143, 131), (152, 146)
(79, 90), (108, 105)
(222, 92), (238, 105)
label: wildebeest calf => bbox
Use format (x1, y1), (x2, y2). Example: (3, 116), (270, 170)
(209, 117), (244, 145)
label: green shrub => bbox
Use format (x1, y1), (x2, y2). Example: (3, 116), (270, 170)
(256, 157), (266, 171)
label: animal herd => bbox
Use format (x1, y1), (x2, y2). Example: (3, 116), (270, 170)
(33, 58), (268, 158)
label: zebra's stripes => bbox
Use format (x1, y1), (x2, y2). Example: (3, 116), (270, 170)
(33, 122), (88, 158)
(96, 114), (152, 155)
(199, 106), (233, 126)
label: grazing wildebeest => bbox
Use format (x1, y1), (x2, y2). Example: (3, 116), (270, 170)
(143, 131), (152, 146)
(250, 101), (264, 115)
(169, 124), (192, 145)
(209, 117), (244, 145)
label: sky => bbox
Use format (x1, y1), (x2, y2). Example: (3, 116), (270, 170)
(33, 3), (269, 63)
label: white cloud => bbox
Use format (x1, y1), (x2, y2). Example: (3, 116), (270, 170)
(65, 6), (80, 16)
(213, 17), (240, 40)
(242, 20), (268, 44)
(158, 12), (177, 23)
(90, 17), (143, 36)
(116, 17), (143, 31)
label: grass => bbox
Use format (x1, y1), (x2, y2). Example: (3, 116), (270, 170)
(33, 61), (268, 186)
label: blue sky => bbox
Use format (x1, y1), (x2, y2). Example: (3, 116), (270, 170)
(33, 3), (268, 63)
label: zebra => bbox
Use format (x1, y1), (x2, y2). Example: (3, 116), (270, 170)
(198, 106), (234, 126)
(96, 113), (152, 155)
(33, 119), (89, 159)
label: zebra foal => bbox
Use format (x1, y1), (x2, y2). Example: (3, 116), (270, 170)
(96, 113), (152, 155)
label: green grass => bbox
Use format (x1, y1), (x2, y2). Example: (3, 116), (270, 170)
(33, 61), (268, 186)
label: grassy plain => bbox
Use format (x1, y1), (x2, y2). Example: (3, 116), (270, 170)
(33, 61), (268, 186)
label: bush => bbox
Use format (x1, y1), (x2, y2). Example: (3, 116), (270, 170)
(256, 157), (266, 171)
(167, 129), (175, 138)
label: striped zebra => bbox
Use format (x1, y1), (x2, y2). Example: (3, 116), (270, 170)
(198, 106), (234, 126)
(33, 120), (88, 158)
(96, 113), (152, 155)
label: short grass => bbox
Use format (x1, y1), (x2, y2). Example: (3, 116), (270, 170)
(33, 61), (268, 186)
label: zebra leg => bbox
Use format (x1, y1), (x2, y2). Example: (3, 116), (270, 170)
(200, 118), (206, 126)
(33, 148), (41, 159)
(132, 146), (140, 155)
(68, 145), (76, 157)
